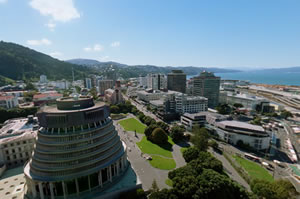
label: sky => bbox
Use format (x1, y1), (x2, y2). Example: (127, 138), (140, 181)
(1, 0), (300, 69)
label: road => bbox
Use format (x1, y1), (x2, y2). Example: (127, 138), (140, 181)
(210, 149), (250, 191)
(114, 118), (169, 190)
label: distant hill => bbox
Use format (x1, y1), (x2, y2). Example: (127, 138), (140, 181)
(66, 58), (241, 78)
(0, 41), (96, 85)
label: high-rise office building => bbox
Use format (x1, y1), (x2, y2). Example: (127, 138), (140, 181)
(147, 74), (167, 90)
(85, 78), (92, 89)
(167, 70), (186, 93)
(99, 80), (114, 96)
(191, 71), (221, 108)
(24, 96), (132, 199)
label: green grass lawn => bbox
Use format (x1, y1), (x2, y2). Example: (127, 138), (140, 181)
(118, 118), (146, 134)
(233, 155), (274, 182)
(180, 146), (189, 154)
(165, 178), (173, 186)
(137, 136), (173, 158)
(148, 155), (176, 170)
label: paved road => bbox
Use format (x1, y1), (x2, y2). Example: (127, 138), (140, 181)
(114, 120), (169, 190)
(172, 144), (186, 168)
(210, 149), (251, 191)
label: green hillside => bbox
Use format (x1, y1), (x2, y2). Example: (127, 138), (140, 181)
(0, 41), (96, 83)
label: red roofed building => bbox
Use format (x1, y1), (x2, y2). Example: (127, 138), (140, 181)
(33, 93), (63, 106)
(0, 95), (19, 109)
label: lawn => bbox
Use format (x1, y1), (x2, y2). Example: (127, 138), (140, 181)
(165, 178), (173, 187)
(137, 136), (173, 158)
(180, 146), (189, 154)
(233, 155), (274, 182)
(148, 155), (176, 170)
(118, 118), (146, 134)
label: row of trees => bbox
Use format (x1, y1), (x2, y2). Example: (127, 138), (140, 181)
(0, 107), (38, 124)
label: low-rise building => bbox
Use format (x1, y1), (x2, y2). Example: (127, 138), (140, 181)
(181, 112), (227, 130)
(181, 112), (270, 150)
(0, 116), (37, 168)
(33, 92), (63, 106)
(0, 95), (19, 109)
(220, 91), (269, 111)
(215, 120), (270, 150)
(181, 112), (207, 131)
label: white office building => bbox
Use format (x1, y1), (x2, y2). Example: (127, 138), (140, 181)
(175, 94), (208, 114)
(0, 117), (37, 168)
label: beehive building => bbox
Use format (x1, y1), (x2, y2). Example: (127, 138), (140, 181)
(24, 96), (131, 199)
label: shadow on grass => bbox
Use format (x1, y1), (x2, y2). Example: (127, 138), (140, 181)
(157, 142), (173, 152)
(174, 140), (191, 148)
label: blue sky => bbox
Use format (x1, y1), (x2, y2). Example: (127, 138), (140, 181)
(1, 0), (300, 69)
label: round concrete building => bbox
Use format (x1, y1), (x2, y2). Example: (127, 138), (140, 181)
(24, 96), (130, 199)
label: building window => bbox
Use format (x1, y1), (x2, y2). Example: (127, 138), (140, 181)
(10, 143), (14, 147)
(23, 141), (26, 144)
(6, 150), (9, 155)
(7, 156), (10, 161)
(12, 149), (15, 153)
(13, 155), (17, 159)
(17, 142), (20, 145)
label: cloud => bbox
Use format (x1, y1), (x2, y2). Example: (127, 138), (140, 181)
(110, 41), (120, 48)
(29, 0), (80, 22)
(83, 44), (103, 52)
(45, 21), (56, 31)
(0, 0), (7, 4)
(49, 51), (63, 58)
(27, 38), (52, 46)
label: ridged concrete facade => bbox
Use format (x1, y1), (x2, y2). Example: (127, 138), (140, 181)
(24, 97), (128, 199)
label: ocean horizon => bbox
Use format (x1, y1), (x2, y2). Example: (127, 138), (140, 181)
(188, 71), (300, 86)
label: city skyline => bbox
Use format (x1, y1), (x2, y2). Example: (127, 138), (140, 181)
(2, 0), (300, 69)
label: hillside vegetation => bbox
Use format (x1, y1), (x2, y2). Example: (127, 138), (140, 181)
(0, 41), (96, 83)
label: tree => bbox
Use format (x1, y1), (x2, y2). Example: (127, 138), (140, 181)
(208, 140), (219, 150)
(150, 179), (159, 193)
(251, 179), (298, 199)
(170, 125), (185, 142)
(89, 87), (98, 100)
(151, 128), (168, 144)
(191, 127), (209, 151)
(251, 116), (261, 125)
(75, 85), (81, 93)
(233, 103), (244, 109)
(24, 82), (37, 91)
(216, 104), (231, 115)
(23, 91), (37, 102)
(110, 105), (119, 114)
(144, 124), (159, 139)
(183, 147), (199, 163)
(280, 110), (293, 119)
(138, 113), (145, 123)
(144, 116), (156, 126)
(157, 121), (169, 133)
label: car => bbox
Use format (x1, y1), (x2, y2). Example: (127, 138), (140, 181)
(146, 156), (152, 160)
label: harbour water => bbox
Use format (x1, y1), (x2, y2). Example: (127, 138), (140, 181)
(188, 71), (300, 86)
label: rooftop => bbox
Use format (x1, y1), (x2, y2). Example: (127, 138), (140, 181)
(0, 118), (38, 143)
(218, 120), (264, 132)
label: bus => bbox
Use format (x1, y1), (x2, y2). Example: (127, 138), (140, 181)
(244, 153), (261, 163)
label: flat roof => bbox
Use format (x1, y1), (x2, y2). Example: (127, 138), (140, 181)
(218, 120), (264, 132)
(149, 100), (164, 106)
(41, 102), (106, 113)
(0, 118), (37, 139)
